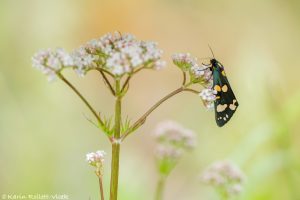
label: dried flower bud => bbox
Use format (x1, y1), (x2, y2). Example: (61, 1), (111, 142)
(201, 160), (245, 197)
(86, 150), (106, 177)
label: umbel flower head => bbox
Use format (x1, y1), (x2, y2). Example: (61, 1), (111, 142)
(86, 150), (106, 177)
(172, 53), (212, 85)
(200, 160), (245, 198)
(172, 53), (216, 110)
(32, 31), (166, 80)
(153, 120), (196, 176)
(172, 53), (198, 72)
(73, 31), (166, 76)
(32, 48), (74, 81)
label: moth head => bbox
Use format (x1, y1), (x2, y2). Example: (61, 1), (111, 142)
(210, 58), (217, 66)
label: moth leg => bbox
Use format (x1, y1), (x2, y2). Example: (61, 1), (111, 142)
(202, 62), (211, 67)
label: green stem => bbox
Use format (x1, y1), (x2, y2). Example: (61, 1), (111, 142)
(110, 79), (122, 200)
(155, 175), (167, 200)
(97, 69), (116, 96)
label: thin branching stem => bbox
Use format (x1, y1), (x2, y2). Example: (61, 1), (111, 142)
(95, 68), (115, 78)
(182, 71), (186, 85)
(120, 84), (198, 141)
(120, 75), (131, 94)
(96, 69), (116, 96)
(120, 66), (149, 94)
(184, 88), (199, 94)
(58, 73), (104, 127)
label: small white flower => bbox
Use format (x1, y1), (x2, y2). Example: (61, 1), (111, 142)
(201, 160), (245, 197)
(154, 120), (196, 150)
(86, 150), (106, 167)
(228, 184), (243, 195)
(154, 120), (197, 175)
(86, 150), (106, 178)
(172, 53), (213, 87)
(75, 31), (165, 76)
(32, 48), (73, 81)
(190, 64), (212, 82)
(190, 65), (205, 77)
(71, 47), (97, 76)
(155, 145), (183, 160)
(172, 53), (198, 71)
(153, 60), (166, 70)
(199, 89), (217, 110)
(199, 89), (217, 101)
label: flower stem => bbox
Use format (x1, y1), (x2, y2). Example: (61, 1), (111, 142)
(182, 71), (186, 85)
(97, 69), (116, 96)
(99, 176), (105, 200)
(155, 175), (167, 200)
(121, 85), (198, 141)
(58, 73), (104, 127)
(110, 79), (122, 200)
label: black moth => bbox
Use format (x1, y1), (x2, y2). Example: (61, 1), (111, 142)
(208, 58), (239, 127)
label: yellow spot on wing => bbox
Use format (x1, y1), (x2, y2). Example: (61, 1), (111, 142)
(222, 70), (226, 76)
(214, 85), (221, 92)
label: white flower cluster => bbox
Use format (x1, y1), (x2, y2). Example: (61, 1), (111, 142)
(201, 160), (245, 197)
(172, 53), (197, 71)
(86, 150), (106, 177)
(172, 53), (216, 110)
(77, 32), (165, 76)
(86, 150), (106, 167)
(71, 47), (98, 77)
(32, 32), (165, 80)
(199, 89), (217, 110)
(154, 120), (196, 160)
(172, 53), (212, 82)
(32, 48), (73, 81)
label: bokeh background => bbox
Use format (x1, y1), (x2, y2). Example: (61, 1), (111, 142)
(1, 0), (300, 199)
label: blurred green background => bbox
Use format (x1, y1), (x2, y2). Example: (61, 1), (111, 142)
(1, 0), (300, 199)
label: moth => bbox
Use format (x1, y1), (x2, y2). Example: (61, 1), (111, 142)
(205, 48), (239, 127)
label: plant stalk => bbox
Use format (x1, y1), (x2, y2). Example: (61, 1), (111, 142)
(110, 79), (122, 200)
(155, 175), (166, 200)
(99, 176), (105, 200)
(121, 85), (198, 141)
(58, 73), (104, 127)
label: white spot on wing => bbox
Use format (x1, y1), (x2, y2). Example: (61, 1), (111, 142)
(217, 104), (228, 112)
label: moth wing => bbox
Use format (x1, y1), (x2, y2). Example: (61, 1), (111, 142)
(213, 67), (239, 127)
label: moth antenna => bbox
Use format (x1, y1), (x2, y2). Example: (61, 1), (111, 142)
(208, 44), (215, 58)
